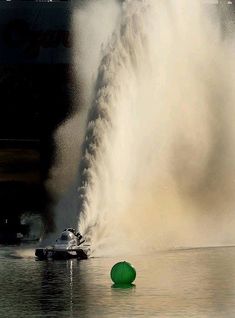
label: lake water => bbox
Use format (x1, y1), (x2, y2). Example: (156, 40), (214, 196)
(0, 245), (235, 317)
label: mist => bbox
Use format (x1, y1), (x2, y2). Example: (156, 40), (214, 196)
(48, 0), (235, 256)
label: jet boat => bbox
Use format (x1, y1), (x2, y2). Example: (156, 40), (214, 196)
(35, 228), (90, 260)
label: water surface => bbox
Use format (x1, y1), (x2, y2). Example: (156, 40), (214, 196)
(0, 245), (235, 317)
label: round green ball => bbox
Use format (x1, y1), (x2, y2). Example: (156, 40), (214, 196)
(110, 261), (136, 284)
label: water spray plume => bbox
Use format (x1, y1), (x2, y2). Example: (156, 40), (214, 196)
(49, 0), (235, 256)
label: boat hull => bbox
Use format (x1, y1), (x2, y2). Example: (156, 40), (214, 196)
(35, 247), (88, 260)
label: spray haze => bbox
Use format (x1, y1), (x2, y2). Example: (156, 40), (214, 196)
(50, 0), (235, 256)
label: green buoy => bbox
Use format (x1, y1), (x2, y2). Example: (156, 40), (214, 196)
(110, 261), (136, 285)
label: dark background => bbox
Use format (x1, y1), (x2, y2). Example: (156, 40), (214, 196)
(0, 1), (73, 241)
(0, 64), (72, 241)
